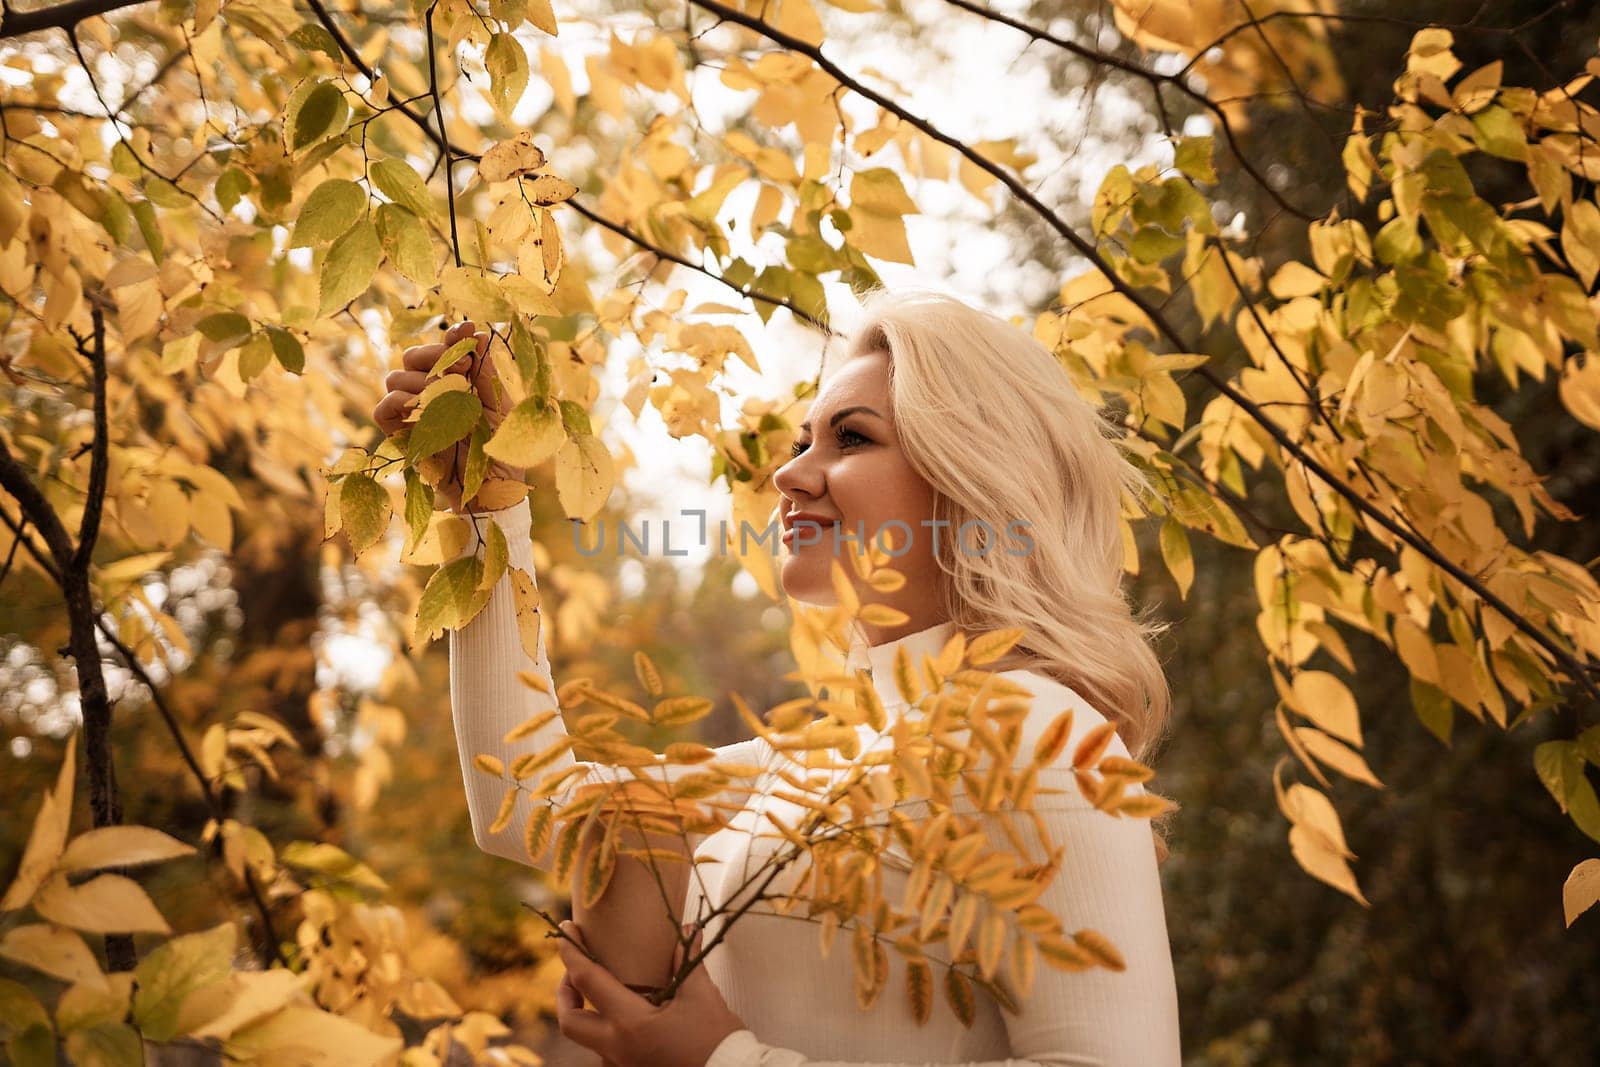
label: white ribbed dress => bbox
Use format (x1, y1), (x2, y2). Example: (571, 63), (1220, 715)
(449, 503), (1181, 1066)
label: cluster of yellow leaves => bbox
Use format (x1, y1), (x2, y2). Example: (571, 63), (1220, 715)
(0, 734), (393, 1065)
(466, 552), (1176, 1027)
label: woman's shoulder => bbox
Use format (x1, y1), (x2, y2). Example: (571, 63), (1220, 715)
(989, 666), (1134, 764)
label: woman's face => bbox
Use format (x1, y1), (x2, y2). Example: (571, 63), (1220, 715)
(773, 350), (945, 642)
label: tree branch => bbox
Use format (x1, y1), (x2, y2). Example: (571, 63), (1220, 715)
(683, 0), (1600, 716)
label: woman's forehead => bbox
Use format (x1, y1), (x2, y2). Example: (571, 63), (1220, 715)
(817, 350), (890, 405)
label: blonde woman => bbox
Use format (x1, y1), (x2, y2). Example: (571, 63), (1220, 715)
(373, 287), (1182, 1066)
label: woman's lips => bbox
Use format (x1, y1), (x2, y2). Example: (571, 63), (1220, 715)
(781, 519), (839, 545)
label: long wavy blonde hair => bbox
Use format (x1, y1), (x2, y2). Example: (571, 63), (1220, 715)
(828, 285), (1175, 769)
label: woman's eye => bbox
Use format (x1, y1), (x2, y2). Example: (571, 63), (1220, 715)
(789, 427), (867, 459)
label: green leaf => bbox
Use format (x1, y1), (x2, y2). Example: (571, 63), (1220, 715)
(132, 923), (237, 1041)
(284, 79), (348, 153)
(1174, 135), (1217, 183)
(290, 178), (365, 247)
(404, 467), (434, 552)
(484, 395), (564, 467)
(508, 316), (550, 401)
(1130, 226), (1184, 264)
(376, 202), (436, 285)
(415, 555), (486, 642)
(407, 389), (483, 463)
(266, 326), (305, 373)
(1535, 741), (1600, 844)
(371, 158), (433, 218)
(558, 399), (591, 435)
(1410, 677), (1453, 746)
(237, 334), (273, 382)
(317, 219), (382, 317)
(461, 421), (489, 505)
(288, 23), (342, 61)
(132, 199), (163, 263)
(340, 473), (390, 555)
(215, 166), (253, 213)
(279, 841), (388, 892)
(486, 33), (530, 119)
(196, 313), (252, 350)
(1470, 104), (1527, 161)
(65, 1024), (141, 1067)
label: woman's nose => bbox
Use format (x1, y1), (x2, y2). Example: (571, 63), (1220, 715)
(774, 450), (821, 501)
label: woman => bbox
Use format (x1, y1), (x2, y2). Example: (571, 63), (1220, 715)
(374, 287), (1182, 1066)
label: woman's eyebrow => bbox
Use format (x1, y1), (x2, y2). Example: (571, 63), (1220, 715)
(800, 405), (882, 432)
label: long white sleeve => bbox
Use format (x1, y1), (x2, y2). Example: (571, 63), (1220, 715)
(447, 501), (771, 869)
(702, 689), (1181, 1067)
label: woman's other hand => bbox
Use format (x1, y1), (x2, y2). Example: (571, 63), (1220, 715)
(555, 919), (747, 1067)
(372, 319), (523, 514)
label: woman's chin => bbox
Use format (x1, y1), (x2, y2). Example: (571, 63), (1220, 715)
(779, 553), (835, 606)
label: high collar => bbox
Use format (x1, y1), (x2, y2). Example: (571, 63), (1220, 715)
(863, 619), (959, 709)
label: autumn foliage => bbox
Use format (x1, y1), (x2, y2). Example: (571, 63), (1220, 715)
(3, 0), (1600, 1062)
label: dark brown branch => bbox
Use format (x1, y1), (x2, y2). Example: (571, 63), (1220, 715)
(0, 0), (148, 39)
(936, 0), (1318, 222)
(0, 503), (286, 966)
(0, 306), (131, 968)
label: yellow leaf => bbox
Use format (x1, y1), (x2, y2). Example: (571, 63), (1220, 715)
(1267, 260), (1326, 300)
(488, 787), (518, 835)
(966, 627), (1026, 666)
(947, 891), (978, 958)
(1032, 709), (1075, 767)
(1007, 927), (1036, 1000)
(1292, 727), (1383, 788)
(473, 754), (506, 778)
(1072, 928), (1126, 971)
(654, 696), (713, 726)
(1287, 824), (1371, 907)
(1288, 670), (1363, 748)
(579, 824), (616, 907)
(526, 0), (558, 35)
(554, 433), (615, 522)
(0, 924), (105, 987)
(1072, 721), (1118, 770)
(58, 826), (196, 874)
(0, 732), (76, 911)
(484, 396), (565, 468)
(904, 956), (932, 1024)
(846, 168), (919, 262)
(551, 817), (585, 884)
(503, 709), (559, 743)
(1115, 792), (1177, 818)
(225, 1003), (402, 1065)
(1563, 858), (1600, 927)
(524, 805), (555, 864)
(33, 873), (170, 935)
(944, 966), (976, 1028)
(508, 566), (544, 663)
(858, 603), (909, 627)
(976, 912), (1006, 980)
(1036, 932), (1093, 971)
(633, 650), (663, 697)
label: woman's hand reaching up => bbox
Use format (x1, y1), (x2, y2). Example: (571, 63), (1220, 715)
(555, 919), (747, 1067)
(372, 319), (523, 514)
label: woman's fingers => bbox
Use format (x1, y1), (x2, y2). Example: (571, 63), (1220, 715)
(384, 368), (428, 394)
(555, 971), (613, 1056)
(373, 390), (418, 436)
(556, 927), (642, 1021)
